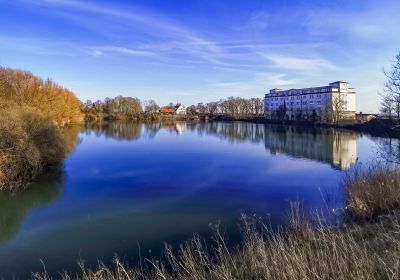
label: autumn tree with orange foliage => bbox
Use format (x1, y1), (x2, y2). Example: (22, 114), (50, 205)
(0, 67), (82, 191)
(0, 67), (83, 125)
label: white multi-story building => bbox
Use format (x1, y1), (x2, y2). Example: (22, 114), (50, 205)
(264, 81), (356, 122)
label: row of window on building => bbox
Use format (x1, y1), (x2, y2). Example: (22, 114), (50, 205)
(266, 100), (323, 108)
(266, 94), (323, 102)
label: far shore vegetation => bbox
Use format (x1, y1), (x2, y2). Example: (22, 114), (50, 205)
(33, 165), (400, 280)
(82, 96), (265, 122)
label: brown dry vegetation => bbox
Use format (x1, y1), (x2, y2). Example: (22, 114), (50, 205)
(82, 97), (142, 122)
(0, 67), (82, 191)
(0, 67), (83, 125)
(0, 106), (67, 191)
(344, 165), (400, 221)
(33, 211), (400, 280)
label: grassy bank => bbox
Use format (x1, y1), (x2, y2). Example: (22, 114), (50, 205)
(33, 166), (400, 280)
(0, 67), (82, 191)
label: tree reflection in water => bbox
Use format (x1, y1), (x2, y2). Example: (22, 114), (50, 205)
(0, 125), (81, 243)
(83, 122), (142, 141)
(81, 121), (358, 170)
(0, 168), (63, 242)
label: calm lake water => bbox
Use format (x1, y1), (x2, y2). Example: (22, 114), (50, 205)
(0, 121), (395, 278)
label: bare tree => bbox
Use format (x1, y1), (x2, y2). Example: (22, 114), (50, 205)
(186, 105), (197, 115)
(331, 93), (347, 124)
(144, 99), (160, 113)
(250, 98), (264, 115)
(196, 103), (207, 114)
(382, 52), (400, 119)
(186, 97), (264, 118)
(206, 102), (219, 115)
(380, 93), (394, 119)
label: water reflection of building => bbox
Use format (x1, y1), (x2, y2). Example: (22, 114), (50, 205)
(161, 122), (186, 134)
(175, 122), (186, 134)
(264, 126), (357, 170)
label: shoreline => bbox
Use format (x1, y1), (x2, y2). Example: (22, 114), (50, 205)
(136, 114), (400, 138)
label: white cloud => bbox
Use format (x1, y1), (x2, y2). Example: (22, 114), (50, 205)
(256, 73), (296, 87)
(88, 46), (155, 57)
(261, 53), (336, 71)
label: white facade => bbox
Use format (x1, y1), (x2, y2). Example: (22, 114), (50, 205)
(175, 104), (186, 115)
(264, 81), (356, 122)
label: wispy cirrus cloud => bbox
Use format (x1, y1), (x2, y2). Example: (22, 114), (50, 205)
(261, 53), (336, 71)
(12, 0), (227, 63)
(256, 73), (297, 87)
(88, 46), (156, 57)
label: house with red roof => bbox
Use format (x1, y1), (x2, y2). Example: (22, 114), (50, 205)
(159, 104), (186, 115)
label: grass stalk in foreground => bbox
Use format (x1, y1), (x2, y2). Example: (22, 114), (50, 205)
(34, 214), (400, 280)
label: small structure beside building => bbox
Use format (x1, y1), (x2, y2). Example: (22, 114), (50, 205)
(159, 104), (186, 115)
(264, 81), (356, 123)
(356, 112), (378, 123)
(159, 108), (175, 114)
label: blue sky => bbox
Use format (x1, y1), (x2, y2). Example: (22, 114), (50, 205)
(0, 0), (399, 112)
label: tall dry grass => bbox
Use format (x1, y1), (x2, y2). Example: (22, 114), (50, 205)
(344, 165), (400, 221)
(33, 211), (400, 280)
(0, 106), (67, 191)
